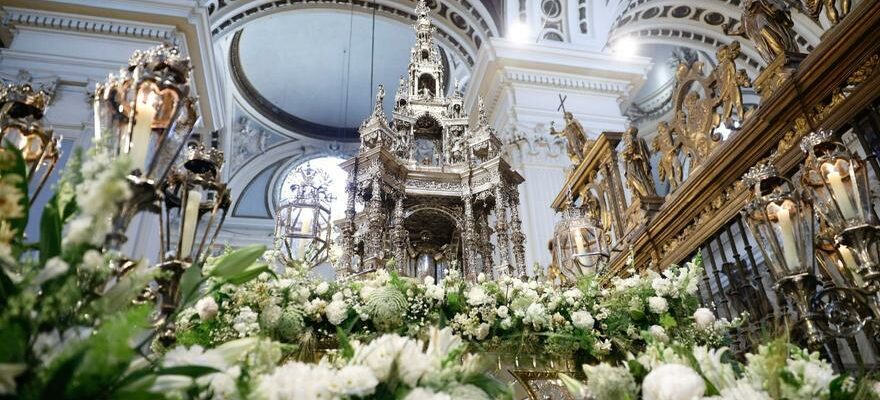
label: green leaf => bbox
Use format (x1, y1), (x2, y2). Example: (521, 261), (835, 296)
(0, 318), (30, 363)
(94, 262), (157, 314)
(38, 202), (63, 264)
(178, 262), (204, 308)
(2, 143), (29, 240)
(223, 262), (272, 285)
(156, 365), (222, 378)
(208, 244), (266, 279)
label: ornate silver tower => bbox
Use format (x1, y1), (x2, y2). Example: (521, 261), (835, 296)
(337, 0), (526, 281)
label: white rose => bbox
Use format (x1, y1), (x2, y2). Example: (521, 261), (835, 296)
(332, 292), (344, 301)
(423, 276), (435, 285)
(648, 296), (668, 314)
(571, 310), (594, 330)
(466, 286), (492, 306)
(316, 281), (329, 295)
(694, 308), (716, 330)
(642, 364), (705, 400)
(648, 325), (669, 343)
(477, 272), (486, 283)
(500, 318), (513, 329)
(195, 297), (219, 321)
(325, 300), (349, 325)
(496, 305), (509, 319)
(426, 284), (445, 301)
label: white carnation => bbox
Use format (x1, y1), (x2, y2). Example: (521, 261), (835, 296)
(571, 310), (594, 330)
(648, 296), (668, 314)
(466, 286), (493, 306)
(316, 281), (329, 295)
(649, 325), (669, 343)
(474, 323), (490, 340)
(195, 297), (219, 321)
(694, 308), (716, 330)
(642, 363), (706, 400)
(404, 388), (452, 400)
(496, 305), (509, 319)
(325, 300), (349, 325)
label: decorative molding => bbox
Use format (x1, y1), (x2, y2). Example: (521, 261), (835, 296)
(230, 111), (296, 175)
(2, 7), (178, 41)
(502, 68), (633, 95)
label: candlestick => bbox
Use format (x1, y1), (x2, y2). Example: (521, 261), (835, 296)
(179, 189), (202, 259)
(573, 228), (589, 267)
(775, 206), (801, 272)
(298, 210), (313, 257)
(838, 245), (865, 287)
(826, 169), (856, 220)
(129, 96), (156, 172)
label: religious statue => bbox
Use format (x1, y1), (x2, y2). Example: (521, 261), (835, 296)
(796, 0), (850, 25)
(723, 0), (798, 65)
(373, 84), (385, 117)
(652, 122), (683, 191)
(715, 42), (751, 127)
(622, 126), (656, 199)
(550, 112), (591, 165)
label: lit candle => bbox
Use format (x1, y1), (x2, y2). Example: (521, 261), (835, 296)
(826, 168), (856, 220)
(179, 189), (202, 259)
(129, 95), (156, 172)
(775, 206), (801, 272)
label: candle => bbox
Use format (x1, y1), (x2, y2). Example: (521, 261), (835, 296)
(129, 96), (156, 172)
(826, 169), (856, 220)
(838, 245), (865, 287)
(775, 206), (801, 272)
(179, 189), (202, 259)
(298, 210), (313, 257)
(573, 228), (589, 267)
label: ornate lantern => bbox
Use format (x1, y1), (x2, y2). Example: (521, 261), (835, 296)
(742, 161), (823, 345)
(800, 130), (879, 295)
(274, 163), (334, 267)
(553, 197), (608, 281)
(155, 142), (230, 342)
(94, 43), (197, 250)
(93, 43), (193, 182)
(0, 83), (60, 202)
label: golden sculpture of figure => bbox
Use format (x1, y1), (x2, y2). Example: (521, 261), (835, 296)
(550, 111), (591, 165)
(715, 42), (751, 127)
(652, 122), (683, 191)
(622, 127), (656, 199)
(723, 0), (799, 65)
(798, 0), (850, 25)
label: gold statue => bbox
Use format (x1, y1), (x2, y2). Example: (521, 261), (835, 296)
(797, 0), (850, 25)
(723, 0), (798, 65)
(715, 42), (751, 127)
(622, 127), (656, 199)
(551, 112), (592, 165)
(652, 122), (683, 191)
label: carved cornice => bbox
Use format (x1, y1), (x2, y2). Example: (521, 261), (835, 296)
(2, 8), (177, 41)
(501, 69), (633, 95)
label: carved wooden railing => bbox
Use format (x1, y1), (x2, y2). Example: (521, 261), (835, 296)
(551, 0), (880, 368)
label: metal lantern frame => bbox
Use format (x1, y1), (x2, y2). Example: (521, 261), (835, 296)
(274, 164), (335, 267)
(93, 44), (199, 252)
(553, 198), (609, 282)
(0, 83), (60, 203)
(742, 161), (824, 345)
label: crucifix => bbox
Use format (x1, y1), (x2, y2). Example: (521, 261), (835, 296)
(557, 94), (568, 113)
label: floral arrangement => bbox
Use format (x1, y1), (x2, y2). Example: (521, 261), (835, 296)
(563, 337), (878, 400)
(175, 252), (736, 365)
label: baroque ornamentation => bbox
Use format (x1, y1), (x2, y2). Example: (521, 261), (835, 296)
(723, 0), (799, 65)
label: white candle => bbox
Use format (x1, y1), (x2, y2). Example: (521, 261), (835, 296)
(775, 206), (801, 271)
(573, 228), (589, 267)
(826, 170), (856, 220)
(838, 245), (865, 287)
(298, 210), (313, 257)
(129, 98), (156, 172)
(179, 189), (202, 259)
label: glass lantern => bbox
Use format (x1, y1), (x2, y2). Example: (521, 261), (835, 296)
(0, 83), (60, 203)
(742, 161), (823, 345)
(800, 130), (877, 234)
(93, 43), (193, 184)
(160, 142), (230, 264)
(553, 202), (608, 282)
(274, 163), (334, 267)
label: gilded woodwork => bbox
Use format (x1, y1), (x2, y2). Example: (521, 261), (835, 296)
(550, 111), (593, 167)
(723, 0), (799, 65)
(601, 0), (880, 280)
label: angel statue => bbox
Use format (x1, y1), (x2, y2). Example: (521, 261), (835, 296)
(622, 126), (657, 199)
(722, 0), (798, 65)
(652, 122), (683, 191)
(715, 42), (751, 127)
(550, 112), (592, 165)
